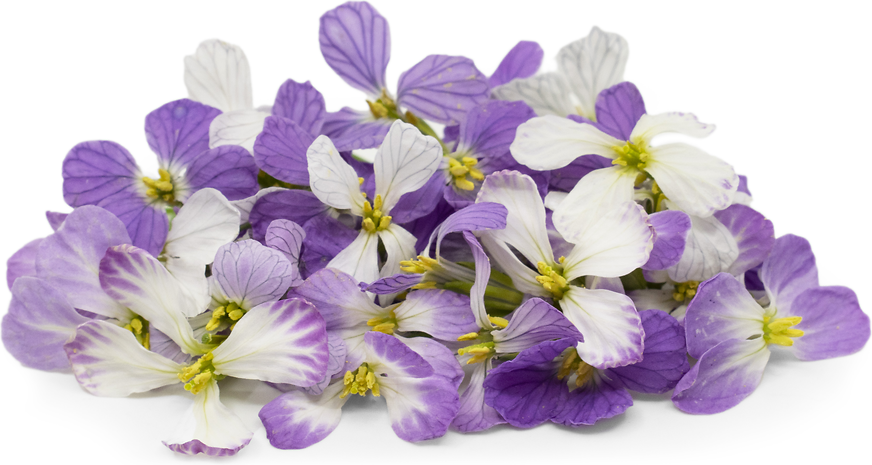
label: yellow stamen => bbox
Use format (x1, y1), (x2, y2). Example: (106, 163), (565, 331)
(411, 281), (437, 290)
(488, 316), (509, 329)
(457, 332), (480, 341)
(763, 315), (804, 346)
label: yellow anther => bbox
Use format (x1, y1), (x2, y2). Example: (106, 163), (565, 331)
(634, 173), (648, 187)
(488, 316), (509, 329)
(575, 362), (595, 387)
(158, 168), (171, 181)
(365, 371), (376, 389)
(467, 354), (490, 365)
(130, 318), (143, 335)
(767, 316), (802, 333)
(457, 332), (480, 341)
(461, 157), (478, 167)
(179, 352), (217, 395)
(465, 347), (492, 355)
(362, 218), (376, 232)
(358, 177), (365, 185)
(213, 306), (226, 317)
(468, 168), (485, 181)
(205, 318), (221, 332)
(367, 100), (389, 119)
(400, 260), (427, 273)
(142, 177), (157, 188)
(143, 332), (150, 350)
(145, 188), (158, 198)
(557, 349), (579, 380)
(142, 169), (176, 203)
(378, 216), (392, 230)
(371, 323), (396, 334)
(411, 281), (437, 290)
(763, 315), (804, 346)
(343, 371), (354, 385)
(363, 200), (373, 215)
(418, 255), (439, 267)
(340, 364), (380, 398)
(450, 164), (470, 177)
(672, 281), (700, 302)
(781, 329), (805, 338)
(373, 194), (384, 211)
(558, 256), (566, 264)
(454, 177), (475, 191)
(371, 383), (380, 397)
(228, 309), (245, 321)
(611, 141), (649, 172)
(155, 180), (173, 191)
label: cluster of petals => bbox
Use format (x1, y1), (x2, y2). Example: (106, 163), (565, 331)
(3, 0), (868, 458)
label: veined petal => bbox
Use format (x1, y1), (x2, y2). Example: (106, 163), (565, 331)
(478, 235), (544, 297)
(550, 166), (637, 242)
(645, 143), (738, 218)
(489, 40), (543, 88)
(164, 380), (252, 456)
(380, 370), (460, 442)
(390, 172), (444, 224)
(643, 210), (691, 271)
(7, 238), (42, 290)
(452, 359), (505, 432)
(429, 202), (507, 258)
(607, 310), (689, 394)
(760, 234), (819, 316)
(65, 320), (184, 396)
(377, 224), (418, 280)
(593, 81), (646, 140)
(319, 1), (390, 97)
(631, 112), (715, 141)
(672, 337), (769, 414)
(2, 277), (89, 371)
(299, 216), (358, 278)
(100, 245), (207, 355)
(667, 213), (739, 283)
(212, 299), (328, 386)
(557, 27), (629, 120)
(476, 170), (553, 266)
(491, 73), (575, 117)
(208, 109), (269, 153)
(553, 371), (631, 426)
(374, 120), (443, 213)
(290, 268), (384, 330)
(302, 333), (348, 396)
(307, 135), (366, 214)
(785, 286), (870, 361)
(249, 190), (331, 242)
(395, 335), (464, 390)
(184, 145), (259, 201)
(61, 140), (141, 209)
(327, 230), (380, 286)
(396, 55), (490, 125)
(145, 99), (221, 171)
(361, 273), (423, 295)
(272, 79), (327, 136)
(260, 381), (347, 449)
(713, 204), (775, 276)
(683, 273), (765, 359)
(560, 287), (644, 369)
(332, 118), (393, 151)
(493, 298), (583, 354)
(265, 219), (305, 286)
(365, 331), (433, 379)
(212, 240), (294, 309)
(511, 115), (621, 171)
(164, 188), (240, 269)
(561, 202), (652, 280)
(253, 116), (315, 186)
(184, 39), (253, 112)
(394, 290), (477, 341)
(230, 186), (285, 225)
(36, 206), (133, 321)
(465, 232), (493, 330)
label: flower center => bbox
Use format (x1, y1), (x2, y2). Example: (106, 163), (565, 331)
(447, 155), (485, 191)
(142, 168), (177, 203)
(611, 140), (650, 172)
(367, 310), (399, 335)
(204, 301), (247, 335)
(672, 281), (700, 302)
(366, 89), (400, 120)
(123, 315), (150, 350)
(340, 363), (381, 398)
(456, 317), (506, 364)
(762, 314), (804, 347)
(536, 259), (570, 300)
(556, 348), (595, 388)
(178, 352), (224, 395)
(361, 193), (392, 233)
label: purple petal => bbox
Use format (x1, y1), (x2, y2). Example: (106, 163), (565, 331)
(361, 273), (423, 295)
(483, 338), (573, 428)
(431, 202), (508, 254)
(452, 361), (505, 432)
(465, 231), (492, 330)
(7, 238), (42, 290)
(265, 219), (305, 286)
(395, 290), (478, 341)
(390, 171), (444, 224)
(553, 374), (632, 426)
(713, 204), (774, 276)
(672, 338), (769, 414)
(290, 268), (382, 331)
(62, 140), (140, 208)
(299, 215), (358, 278)
(643, 210), (691, 271)
(260, 382), (345, 449)
(397, 55), (490, 125)
(493, 298), (583, 353)
(592, 81), (646, 141)
(319, 1), (390, 96)
(144, 98), (220, 170)
(108, 198), (169, 257)
(684, 273), (764, 359)
(331, 116), (393, 152)
(185, 145), (258, 201)
(321, 107), (362, 139)
(397, 335), (464, 390)
(36, 206), (132, 320)
(212, 240), (294, 308)
(607, 310), (689, 394)
(2, 277), (89, 371)
(383, 371), (460, 442)
(787, 286), (870, 361)
(760, 234), (819, 315)
(456, 100), (536, 161)
(365, 331), (433, 379)
(547, 155), (612, 192)
(738, 175), (751, 196)
(443, 124), (460, 144)
(46, 211), (68, 231)
(403, 199), (455, 254)
(248, 190), (330, 242)
(253, 116), (315, 186)
(302, 333), (348, 396)
(272, 79), (327, 136)
(489, 40), (544, 88)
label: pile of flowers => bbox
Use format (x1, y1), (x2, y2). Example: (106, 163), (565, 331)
(3, 1), (869, 456)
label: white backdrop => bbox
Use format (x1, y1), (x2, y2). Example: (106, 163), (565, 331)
(1, 1), (869, 463)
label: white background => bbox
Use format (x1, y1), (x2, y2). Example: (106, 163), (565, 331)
(1, 1), (869, 463)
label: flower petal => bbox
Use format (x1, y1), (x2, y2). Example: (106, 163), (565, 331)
(249, 189), (331, 242)
(557, 27), (629, 119)
(253, 116), (315, 186)
(307, 135), (366, 213)
(560, 287), (644, 369)
(389, 172), (444, 224)
(671, 337), (769, 414)
(163, 380), (253, 456)
(65, 320), (184, 396)
(607, 310), (689, 393)
(396, 55), (490, 125)
(494, 298), (583, 353)
(62, 140), (141, 208)
(6, 238), (42, 290)
(381, 371), (460, 442)
(489, 40), (544, 88)
(184, 39), (252, 113)
(374, 120), (443, 213)
(553, 373), (632, 426)
(212, 240), (294, 309)
(491, 73), (575, 117)
(230, 186), (285, 225)
(666, 213), (739, 283)
(184, 145), (259, 201)
(145, 99), (221, 171)
(593, 81), (646, 140)
(643, 210), (691, 271)
(452, 359), (505, 432)
(299, 215), (358, 278)
(786, 286), (870, 361)
(550, 165), (637, 239)
(164, 188), (240, 268)
(259, 381), (346, 449)
(272, 79), (326, 136)
(291, 268), (384, 330)
(631, 112), (715, 141)
(319, 1), (390, 97)
(208, 109), (269, 153)
(645, 143), (738, 218)
(713, 204), (775, 276)
(760, 234), (819, 316)
(327, 230), (380, 286)
(265, 219), (305, 286)
(365, 331), (433, 379)
(511, 115), (621, 171)
(394, 290), (477, 341)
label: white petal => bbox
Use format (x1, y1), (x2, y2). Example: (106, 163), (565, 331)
(374, 120), (443, 213)
(307, 135), (366, 214)
(645, 143), (738, 218)
(557, 27), (629, 119)
(184, 39), (253, 113)
(208, 109), (269, 153)
(65, 320), (183, 397)
(511, 115), (621, 171)
(550, 165), (637, 239)
(230, 186), (285, 224)
(212, 299), (328, 386)
(560, 287), (644, 369)
(562, 202), (653, 280)
(377, 224), (418, 305)
(667, 213), (739, 282)
(476, 170), (554, 267)
(478, 235), (545, 296)
(163, 380), (253, 455)
(631, 112), (715, 141)
(491, 73), (575, 117)
(326, 230), (380, 286)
